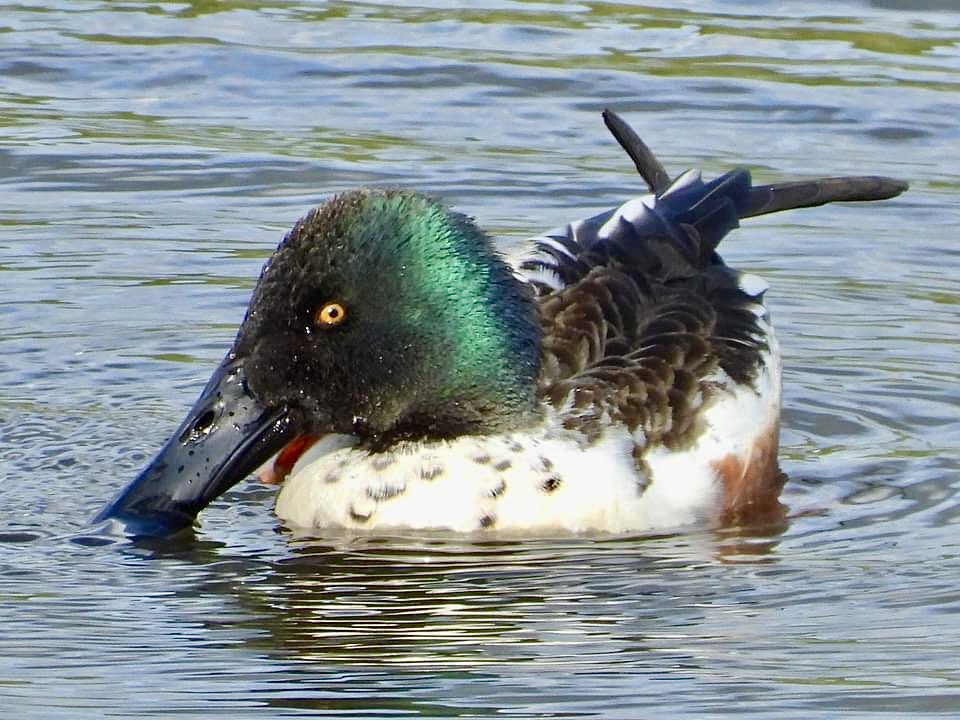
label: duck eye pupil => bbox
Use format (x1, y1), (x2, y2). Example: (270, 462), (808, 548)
(315, 302), (346, 328)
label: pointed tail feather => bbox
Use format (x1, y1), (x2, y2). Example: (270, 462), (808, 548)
(518, 112), (908, 293)
(602, 109), (671, 194)
(742, 176), (909, 218)
(602, 108), (908, 218)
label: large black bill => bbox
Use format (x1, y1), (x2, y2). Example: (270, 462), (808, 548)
(95, 356), (299, 537)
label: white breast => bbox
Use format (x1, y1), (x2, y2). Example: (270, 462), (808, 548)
(275, 419), (653, 534)
(273, 390), (774, 535)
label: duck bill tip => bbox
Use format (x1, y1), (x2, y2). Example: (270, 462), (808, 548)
(94, 357), (300, 538)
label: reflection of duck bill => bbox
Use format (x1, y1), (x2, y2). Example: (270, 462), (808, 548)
(95, 356), (301, 537)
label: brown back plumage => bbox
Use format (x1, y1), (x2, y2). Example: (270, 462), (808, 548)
(526, 110), (908, 455)
(536, 258), (759, 453)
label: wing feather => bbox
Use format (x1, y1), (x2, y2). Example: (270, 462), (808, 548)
(528, 111), (905, 462)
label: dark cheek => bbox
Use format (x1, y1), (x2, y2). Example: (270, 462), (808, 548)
(243, 340), (285, 402)
(245, 332), (312, 400)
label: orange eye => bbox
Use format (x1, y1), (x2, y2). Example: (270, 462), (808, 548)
(314, 302), (347, 328)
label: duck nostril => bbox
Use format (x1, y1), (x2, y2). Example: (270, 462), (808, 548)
(180, 409), (217, 444)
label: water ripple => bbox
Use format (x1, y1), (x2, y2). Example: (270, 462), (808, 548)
(1, 1), (959, 718)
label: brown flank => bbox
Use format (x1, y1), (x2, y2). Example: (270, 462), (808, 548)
(713, 418), (786, 526)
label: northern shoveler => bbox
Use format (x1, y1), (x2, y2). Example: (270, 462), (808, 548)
(96, 110), (907, 537)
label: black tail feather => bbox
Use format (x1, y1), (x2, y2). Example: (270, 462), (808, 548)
(602, 108), (909, 219)
(742, 176), (909, 218)
(602, 109), (671, 194)
(520, 112), (908, 294)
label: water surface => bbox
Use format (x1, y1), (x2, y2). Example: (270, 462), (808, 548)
(1, 1), (959, 717)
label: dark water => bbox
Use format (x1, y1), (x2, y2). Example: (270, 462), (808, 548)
(2, 1), (959, 717)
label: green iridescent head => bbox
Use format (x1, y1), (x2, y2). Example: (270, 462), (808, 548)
(234, 189), (542, 445)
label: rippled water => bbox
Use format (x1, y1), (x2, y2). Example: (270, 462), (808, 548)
(2, 1), (959, 717)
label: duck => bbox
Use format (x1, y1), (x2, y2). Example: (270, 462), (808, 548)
(95, 110), (907, 538)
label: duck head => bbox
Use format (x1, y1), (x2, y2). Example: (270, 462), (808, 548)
(97, 190), (542, 536)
